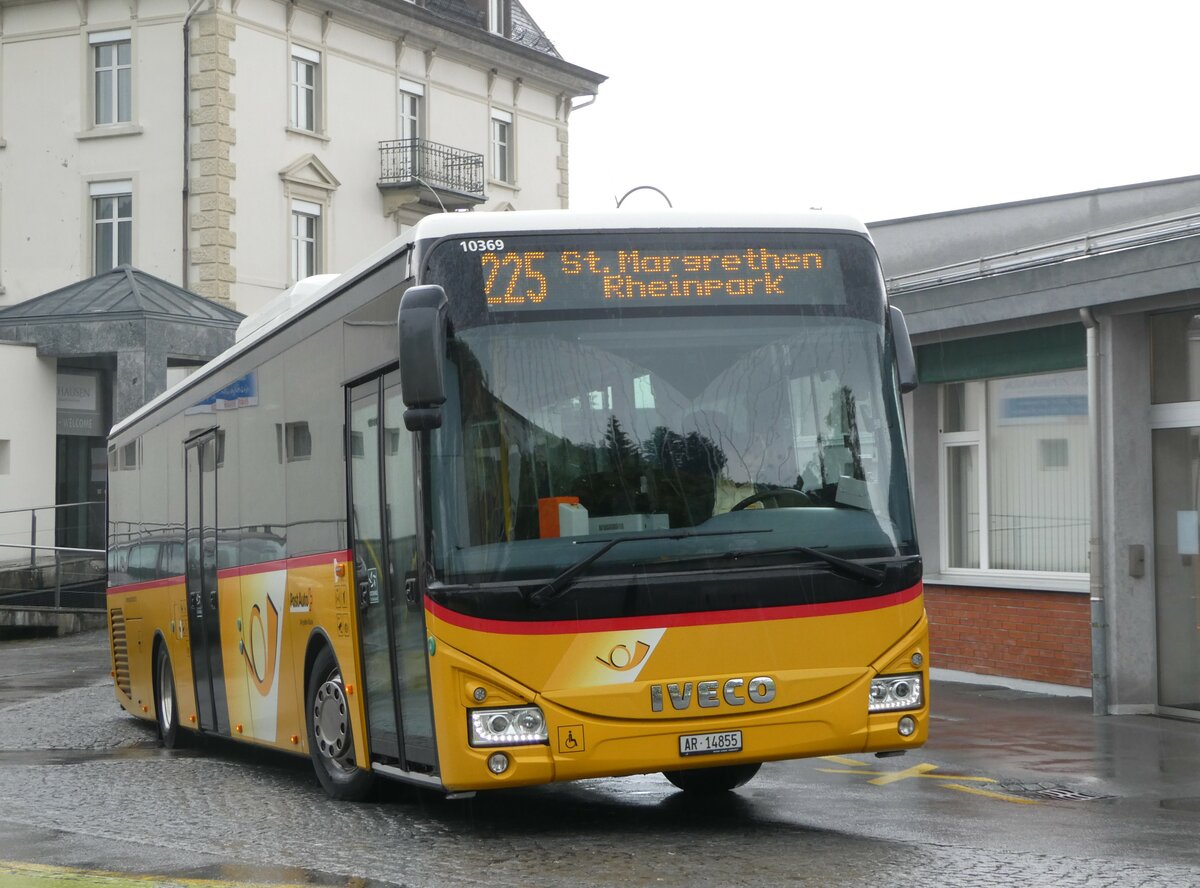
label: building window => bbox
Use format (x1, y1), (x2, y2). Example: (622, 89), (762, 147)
(386, 428), (403, 455)
(290, 199), (321, 281)
(166, 361), (204, 390)
(91, 181), (133, 274)
(91, 30), (131, 126)
(1040, 438), (1069, 470)
(282, 421), (312, 462)
(290, 46), (321, 132)
(491, 110), (512, 182)
(940, 370), (1089, 574)
(487, 0), (505, 34)
(399, 83), (423, 141)
(397, 83), (424, 179)
(0, 439), (9, 475)
(121, 440), (139, 470)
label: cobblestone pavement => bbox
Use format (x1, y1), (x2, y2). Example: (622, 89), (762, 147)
(1, 630), (1199, 887)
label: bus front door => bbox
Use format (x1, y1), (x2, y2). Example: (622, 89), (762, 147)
(348, 373), (436, 772)
(185, 432), (229, 735)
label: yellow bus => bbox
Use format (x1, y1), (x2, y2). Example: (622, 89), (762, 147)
(107, 210), (927, 799)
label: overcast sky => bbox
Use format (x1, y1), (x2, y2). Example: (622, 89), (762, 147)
(530, 2), (1200, 222)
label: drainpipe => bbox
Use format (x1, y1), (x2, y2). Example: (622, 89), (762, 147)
(182, 0), (206, 288)
(1080, 307), (1109, 715)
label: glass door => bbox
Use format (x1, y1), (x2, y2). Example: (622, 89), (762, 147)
(185, 431), (228, 734)
(1151, 309), (1200, 717)
(383, 374), (435, 765)
(348, 373), (435, 769)
(1152, 425), (1200, 715)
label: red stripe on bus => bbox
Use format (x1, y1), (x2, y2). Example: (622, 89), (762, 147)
(425, 582), (923, 636)
(107, 549), (352, 596)
(107, 576), (186, 595)
(218, 550), (352, 579)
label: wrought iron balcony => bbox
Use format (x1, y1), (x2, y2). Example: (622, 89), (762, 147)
(378, 139), (485, 208)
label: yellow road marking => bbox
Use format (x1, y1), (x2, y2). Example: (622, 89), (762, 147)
(814, 760), (1039, 805)
(816, 765), (997, 784)
(941, 783), (1041, 805)
(0, 860), (315, 888)
(818, 755), (866, 767)
(867, 762), (941, 785)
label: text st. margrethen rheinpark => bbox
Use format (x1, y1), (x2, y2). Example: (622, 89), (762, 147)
(481, 248), (827, 308)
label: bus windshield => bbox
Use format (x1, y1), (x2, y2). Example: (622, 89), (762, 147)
(424, 231), (916, 586)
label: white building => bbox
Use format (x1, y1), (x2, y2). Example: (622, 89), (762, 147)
(0, 0), (603, 555)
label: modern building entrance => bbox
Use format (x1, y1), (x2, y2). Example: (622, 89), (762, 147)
(1151, 308), (1200, 717)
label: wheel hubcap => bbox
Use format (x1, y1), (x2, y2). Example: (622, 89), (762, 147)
(313, 673), (351, 766)
(158, 656), (174, 732)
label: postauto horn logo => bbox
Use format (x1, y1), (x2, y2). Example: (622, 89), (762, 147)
(595, 641), (651, 672)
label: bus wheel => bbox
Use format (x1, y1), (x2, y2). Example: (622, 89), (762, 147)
(306, 646), (375, 801)
(663, 763), (761, 794)
(154, 643), (185, 749)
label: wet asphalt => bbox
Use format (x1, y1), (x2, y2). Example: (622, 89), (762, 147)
(1, 626), (1199, 886)
(0, 624), (1195, 806)
(2, 624), (1198, 810)
(0, 626), (112, 708)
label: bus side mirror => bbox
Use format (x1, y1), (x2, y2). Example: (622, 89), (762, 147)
(398, 284), (449, 431)
(889, 305), (918, 394)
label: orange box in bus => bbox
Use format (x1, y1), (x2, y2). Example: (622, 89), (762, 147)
(538, 496), (580, 538)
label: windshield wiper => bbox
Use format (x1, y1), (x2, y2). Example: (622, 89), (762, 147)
(753, 545), (886, 585)
(644, 545), (889, 586)
(527, 529), (766, 607)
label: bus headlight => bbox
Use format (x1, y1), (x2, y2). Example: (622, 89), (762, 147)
(868, 674), (923, 712)
(469, 706), (548, 747)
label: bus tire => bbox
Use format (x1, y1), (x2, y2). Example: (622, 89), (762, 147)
(306, 645), (375, 801)
(663, 763), (761, 794)
(153, 642), (186, 749)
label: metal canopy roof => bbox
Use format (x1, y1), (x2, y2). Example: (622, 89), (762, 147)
(0, 265), (243, 326)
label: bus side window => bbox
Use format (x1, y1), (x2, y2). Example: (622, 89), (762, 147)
(128, 543), (159, 581)
(163, 541), (185, 578)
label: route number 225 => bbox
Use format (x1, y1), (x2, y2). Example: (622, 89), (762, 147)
(482, 251), (547, 306)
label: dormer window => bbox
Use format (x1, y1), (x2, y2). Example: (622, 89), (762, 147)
(487, 0), (505, 35)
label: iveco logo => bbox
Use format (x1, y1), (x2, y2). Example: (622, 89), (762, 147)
(650, 676), (777, 712)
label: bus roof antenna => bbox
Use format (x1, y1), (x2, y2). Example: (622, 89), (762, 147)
(616, 185), (673, 209)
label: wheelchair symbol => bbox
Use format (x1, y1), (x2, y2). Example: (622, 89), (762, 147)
(558, 724), (585, 753)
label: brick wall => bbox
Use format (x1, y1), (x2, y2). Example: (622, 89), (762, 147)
(925, 584), (1091, 687)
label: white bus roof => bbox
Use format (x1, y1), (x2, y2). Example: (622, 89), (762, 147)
(410, 209), (870, 239)
(112, 209), (870, 438)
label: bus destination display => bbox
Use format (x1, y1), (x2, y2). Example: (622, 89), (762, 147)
(457, 240), (847, 310)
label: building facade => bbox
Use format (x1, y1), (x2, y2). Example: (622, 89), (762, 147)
(0, 0), (602, 554)
(0, 0), (602, 314)
(870, 174), (1200, 718)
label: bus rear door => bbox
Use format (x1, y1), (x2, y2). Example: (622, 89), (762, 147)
(185, 431), (229, 734)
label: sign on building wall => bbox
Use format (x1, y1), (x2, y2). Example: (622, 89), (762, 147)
(57, 370), (105, 436)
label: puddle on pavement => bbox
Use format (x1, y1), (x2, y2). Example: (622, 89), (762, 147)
(0, 859), (396, 887)
(0, 745), (202, 766)
(1159, 797), (1200, 813)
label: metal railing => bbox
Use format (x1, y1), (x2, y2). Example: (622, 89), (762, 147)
(378, 138), (485, 202)
(0, 542), (106, 612)
(0, 501), (105, 567)
(0, 502), (106, 612)
(885, 211), (1200, 295)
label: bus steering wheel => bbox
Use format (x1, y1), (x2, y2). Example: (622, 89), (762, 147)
(730, 487), (811, 511)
